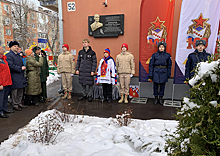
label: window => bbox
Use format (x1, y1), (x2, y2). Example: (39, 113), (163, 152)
(5, 17), (10, 25)
(4, 5), (9, 13)
(38, 33), (41, 38)
(7, 41), (11, 47)
(6, 29), (11, 35)
(33, 34), (36, 39)
(41, 34), (46, 38)
(31, 13), (35, 20)
(32, 24), (36, 28)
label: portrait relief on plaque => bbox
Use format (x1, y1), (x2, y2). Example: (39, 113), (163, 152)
(90, 14), (103, 31)
(88, 14), (124, 38)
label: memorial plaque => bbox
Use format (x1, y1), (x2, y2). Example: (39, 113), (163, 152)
(88, 14), (124, 38)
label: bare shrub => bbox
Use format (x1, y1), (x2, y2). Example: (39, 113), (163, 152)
(113, 107), (133, 126)
(28, 112), (64, 144)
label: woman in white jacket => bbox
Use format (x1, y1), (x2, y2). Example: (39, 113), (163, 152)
(95, 48), (117, 103)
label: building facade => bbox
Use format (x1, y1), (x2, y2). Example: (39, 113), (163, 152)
(0, 0), (59, 55)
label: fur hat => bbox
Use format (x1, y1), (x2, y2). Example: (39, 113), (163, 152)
(25, 49), (33, 56)
(121, 43), (128, 50)
(32, 46), (41, 53)
(62, 44), (69, 51)
(157, 41), (167, 48)
(104, 48), (110, 55)
(196, 40), (206, 47)
(9, 41), (19, 48)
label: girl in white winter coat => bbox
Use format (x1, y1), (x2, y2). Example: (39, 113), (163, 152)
(95, 48), (117, 103)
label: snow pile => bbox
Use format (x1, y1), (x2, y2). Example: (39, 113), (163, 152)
(178, 97), (200, 115)
(0, 110), (178, 156)
(189, 60), (219, 87)
(46, 70), (60, 85)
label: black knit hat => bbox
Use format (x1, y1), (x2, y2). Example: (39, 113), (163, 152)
(9, 41), (19, 48)
(32, 46), (41, 53)
(195, 40), (206, 47)
(157, 41), (167, 48)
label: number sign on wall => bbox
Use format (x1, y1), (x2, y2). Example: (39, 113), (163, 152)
(67, 2), (76, 12)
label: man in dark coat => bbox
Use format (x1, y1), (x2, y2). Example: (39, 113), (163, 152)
(149, 41), (172, 105)
(6, 41), (27, 111)
(185, 39), (211, 81)
(76, 39), (97, 102)
(33, 47), (49, 103)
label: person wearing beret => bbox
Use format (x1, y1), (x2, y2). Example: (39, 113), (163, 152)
(116, 43), (135, 104)
(6, 41), (27, 111)
(0, 46), (13, 118)
(149, 41), (172, 105)
(57, 44), (76, 100)
(24, 49), (43, 106)
(185, 39), (211, 81)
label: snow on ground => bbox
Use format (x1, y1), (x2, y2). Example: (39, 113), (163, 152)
(46, 70), (60, 85)
(0, 110), (178, 156)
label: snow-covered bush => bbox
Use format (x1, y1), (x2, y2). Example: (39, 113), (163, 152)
(166, 52), (220, 155)
(28, 110), (76, 144)
(113, 107), (133, 126)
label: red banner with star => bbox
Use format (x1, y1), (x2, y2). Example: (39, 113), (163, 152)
(139, 0), (175, 82)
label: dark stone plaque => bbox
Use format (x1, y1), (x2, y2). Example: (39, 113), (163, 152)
(88, 14), (124, 38)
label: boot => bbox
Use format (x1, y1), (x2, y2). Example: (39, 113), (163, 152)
(154, 96), (158, 105)
(78, 95), (86, 101)
(159, 96), (163, 105)
(88, 96), (93, 102)
(124, 95), (128, 104)
(108, 98), (112, 103)
(118, 94), (124, 103)
(101, 97), (108, 102)
(62, 92), (68, 99)
(67, 92), (72, 99)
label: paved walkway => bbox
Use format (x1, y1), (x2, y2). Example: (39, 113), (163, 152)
(0, 79), (179, 143)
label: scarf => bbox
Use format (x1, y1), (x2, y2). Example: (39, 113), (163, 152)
(101, 56), (110, 77)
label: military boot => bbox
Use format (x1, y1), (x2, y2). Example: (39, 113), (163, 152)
(159, 96), (163, 105)
(154, 96), (158, 105)
(62, 92), (68, 99)
(67, 92), (72, 99)
(118, 94), (124, 103)
(124, 95), (128, 104)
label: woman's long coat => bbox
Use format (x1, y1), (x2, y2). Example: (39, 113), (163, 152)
(25, 56), (43, 95)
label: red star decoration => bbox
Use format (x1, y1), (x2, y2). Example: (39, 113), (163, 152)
(151, 17), (165, 29)
(192, 13), (209, 28)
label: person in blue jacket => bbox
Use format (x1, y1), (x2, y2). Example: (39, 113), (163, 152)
(185, 39), (211, 81)
(149, 41), (172, 105)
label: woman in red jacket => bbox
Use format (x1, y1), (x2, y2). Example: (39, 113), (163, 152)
(0, 46), (13, 118)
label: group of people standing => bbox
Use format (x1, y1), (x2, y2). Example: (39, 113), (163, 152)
(0, 41), (49, 118)
(0, 38), (210, 118)
(57, 38), (210, 106)
(57, 39), (135, 104)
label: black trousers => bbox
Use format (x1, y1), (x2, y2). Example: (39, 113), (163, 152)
(102, 83), (112, 100)
(24, 95), (40, 105)
(153, 82), (166, 97)
(41, 82), (47, 100)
